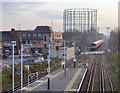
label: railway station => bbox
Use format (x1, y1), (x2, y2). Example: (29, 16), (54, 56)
(1, 1), (119, 93)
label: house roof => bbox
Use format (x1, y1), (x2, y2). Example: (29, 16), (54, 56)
(0, 26), (53, 41)
(34, 26), (53, 33)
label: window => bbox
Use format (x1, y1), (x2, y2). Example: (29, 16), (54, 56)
(44, 36), (46, 41)
(33, 41), (36, 44)
(63, 54), (66, 56)
(23, 41), (26, 44)
(28, 41), (30, 44)
(38, 40), (41, 43)
(44, 44), (47, 48)
(23, 33), (26, 37)
(38, 34), (41, 37)
(33, 34), (37, 37)
(28, 34), (30, 37)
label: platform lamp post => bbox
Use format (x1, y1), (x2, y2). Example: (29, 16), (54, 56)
(63, 40), (66, 77)
(11, 41), (16, 92)
(73, 41), (76, 68)
(20, 44), (32, 91)
(47, 43), (51, 90)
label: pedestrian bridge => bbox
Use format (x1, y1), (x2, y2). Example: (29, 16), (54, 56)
(81, 51), (105, 55)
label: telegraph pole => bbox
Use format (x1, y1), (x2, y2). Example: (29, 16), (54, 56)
(106, 27), (110, 36)
(19, 24), (21, 30)
(51, 19), (53, 28)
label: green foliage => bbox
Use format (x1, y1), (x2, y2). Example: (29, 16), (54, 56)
(107, 52), (120, 92)
(63, 31), (104, 50)
(2, 59), (59, 90)
(2, 74), (11, 86)
(109, 31), (118, 51)
(50, 59), (57, 67)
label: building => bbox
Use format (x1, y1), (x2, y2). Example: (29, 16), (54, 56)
(52, 32), (63, 48)
(1, 26), (63, 58)
(0, 31), (20, 59)
(63, 8), (97, 32)
(50, 47), (74, 60)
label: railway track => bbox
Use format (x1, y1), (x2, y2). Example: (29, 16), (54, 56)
(101, 56), (114, 93)
(67, 54), (88, 68)
(78, 54), (114, 93)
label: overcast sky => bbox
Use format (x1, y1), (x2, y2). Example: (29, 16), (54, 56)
(0, 0), (119, 35)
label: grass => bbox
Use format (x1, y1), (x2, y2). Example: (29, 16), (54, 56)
(76, 63), (82, 68)
(106, 52), (119, 92)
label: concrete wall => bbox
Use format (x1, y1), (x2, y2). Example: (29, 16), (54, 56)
(66, 47), (74, 60)
(50, 47), (74, 60)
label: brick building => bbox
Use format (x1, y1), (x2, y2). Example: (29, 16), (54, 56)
(1, 26), (63, 58)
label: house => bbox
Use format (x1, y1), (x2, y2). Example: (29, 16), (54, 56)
(1, 26), (63, 59)
(52, 32), (63, 48)
(1, 31), (16, 55)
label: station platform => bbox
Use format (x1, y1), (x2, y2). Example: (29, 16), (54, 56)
(22, 66), (86, 92)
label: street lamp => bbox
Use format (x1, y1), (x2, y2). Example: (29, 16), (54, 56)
(3, 41), (16, 92)
(11, 41), (16, 92)
(20, 44), (32, 91)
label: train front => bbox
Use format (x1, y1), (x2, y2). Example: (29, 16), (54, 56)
(90, 39), (104, 51)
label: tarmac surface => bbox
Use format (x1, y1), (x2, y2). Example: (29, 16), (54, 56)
(22, 66), (86, 92)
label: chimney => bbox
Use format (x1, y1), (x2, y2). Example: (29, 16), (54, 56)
(11, 28), (15, 32)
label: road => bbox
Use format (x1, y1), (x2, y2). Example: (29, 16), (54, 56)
(2, 55), (32, 66)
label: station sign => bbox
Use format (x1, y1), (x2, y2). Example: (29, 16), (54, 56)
(22, 44), (32, 48)
(73, 59), (77, 62)
(29, 73), (36, 79)
(11, 41), (16, 46)
(17, 70), (21, 76)
(61, 62), (65, 65)
(25, 65), (29, 70)
(47, 68), (50, 73)
(36, 72), (38, 77)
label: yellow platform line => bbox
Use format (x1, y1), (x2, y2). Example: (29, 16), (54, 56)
(64, 69), (81, 91)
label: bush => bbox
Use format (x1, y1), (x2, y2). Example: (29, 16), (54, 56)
(107, 52), (119, 92)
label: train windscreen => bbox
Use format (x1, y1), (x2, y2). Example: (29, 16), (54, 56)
(91, 43), (96, 46)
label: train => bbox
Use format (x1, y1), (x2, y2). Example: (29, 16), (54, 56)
(89, 39), (104, 51)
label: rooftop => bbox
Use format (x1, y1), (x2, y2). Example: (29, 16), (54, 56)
(34, 26), (53, 33)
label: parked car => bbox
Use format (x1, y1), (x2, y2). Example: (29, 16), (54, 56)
(3, 50), (10, 59)
(19, 53), (31, 58)
(34, 57), (44, 62)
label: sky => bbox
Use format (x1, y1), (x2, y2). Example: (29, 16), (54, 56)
(0, 0), (119, 35)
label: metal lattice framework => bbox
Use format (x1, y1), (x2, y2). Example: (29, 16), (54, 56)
(63, 8), (97, 32)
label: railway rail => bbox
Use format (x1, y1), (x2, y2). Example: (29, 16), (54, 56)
(78, 55), (114, 93)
